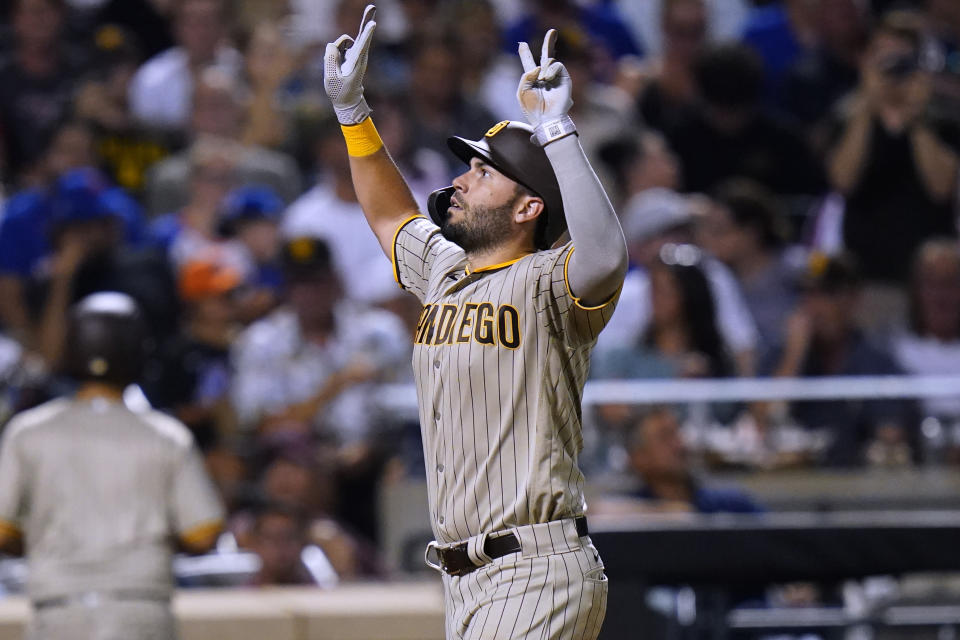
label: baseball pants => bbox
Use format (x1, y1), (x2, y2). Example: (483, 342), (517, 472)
(440, 519), (608, 640)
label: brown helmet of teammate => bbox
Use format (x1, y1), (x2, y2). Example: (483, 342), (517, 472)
(427, 120), (567, 250)
(64, 291), (150, 387)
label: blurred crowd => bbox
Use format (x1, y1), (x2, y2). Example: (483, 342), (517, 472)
(0, 0), (958, 583)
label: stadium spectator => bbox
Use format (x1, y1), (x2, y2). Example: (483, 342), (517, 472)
(623, 0), (709, 136)
(502, 0), (642, 67)
(617, 0), (748, 59)
(0, 122), (100, 345)
(402, 36), (497, 174)
(740, 0), (819, 101)
(665, 42), (826, 196)
(597, 131), (681, 210)
(144, 68), (301, 216)
(892, 239), (960, 422)
(254, 444), (384, 579)
(128, 0), (241, 132)
(437, 0), (519, 124)
(628, 406), (761, 512)
(239, 21), (296, 150)
(597, 188), (758, 377)
(74, 24), (171, 195)
(148, 136), (243, 270)
(142, 257), (242, 451)
(247, 503), (317, 586)
(367, 95), (449, 209)
(545, 30), (638, 173)
(593, 406), (761, 514)
(217, 184), (284, 321)
(779, 0), (870, 140)
(0, 0), (92, 184)
(0, 162), (147, 344)
(825, 11), (960, 328)
(697, 179), (799, 354)
(94, 0), (175, 61)
(203, 439), (250, 514)
(34, 168), (175, 367)
(595, 244), (734, 380)
(764, 253), (917, 467)
(281, 115), (397, 302)
(229, 237), (409, 444)
(924, 0), (960, 121)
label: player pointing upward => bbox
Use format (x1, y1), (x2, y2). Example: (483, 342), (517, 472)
(324, 6), (627, 639)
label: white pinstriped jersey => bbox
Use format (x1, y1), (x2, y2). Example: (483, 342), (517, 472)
(393, 216), (618, 545)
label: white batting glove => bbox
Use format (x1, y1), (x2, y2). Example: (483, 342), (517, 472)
(517, 29), (577, 146)
(324, 4), (377, 125)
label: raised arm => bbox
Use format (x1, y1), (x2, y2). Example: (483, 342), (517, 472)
(323, 4), (420, 256)
(517, 31), (627, 306)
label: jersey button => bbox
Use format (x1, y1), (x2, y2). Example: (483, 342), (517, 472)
(438, 516), (445, 525)
(433, 359), (441, 369)
(437, 463), (444, 473)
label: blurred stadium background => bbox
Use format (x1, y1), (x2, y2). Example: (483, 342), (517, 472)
(1, 0), (960, 637)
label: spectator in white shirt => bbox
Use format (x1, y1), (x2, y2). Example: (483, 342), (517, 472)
(144, 68), (302, 216)
(230, 237), (409, 445)
(128, 0), (242, 132)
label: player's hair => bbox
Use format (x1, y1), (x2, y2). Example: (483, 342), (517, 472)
(711, 178), (789, 251)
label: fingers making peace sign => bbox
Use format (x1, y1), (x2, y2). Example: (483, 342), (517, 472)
(516, 29), (573, 129)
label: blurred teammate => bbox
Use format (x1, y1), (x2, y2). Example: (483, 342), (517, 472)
(0, 292), (224, 640)
(324, 6), (627, 638)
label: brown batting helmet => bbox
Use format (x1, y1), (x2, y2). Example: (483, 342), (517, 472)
(427, 120), (567, 250)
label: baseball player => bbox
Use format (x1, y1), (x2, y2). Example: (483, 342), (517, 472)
(0, 292), (225, 640)
(324, 7), (627, 639)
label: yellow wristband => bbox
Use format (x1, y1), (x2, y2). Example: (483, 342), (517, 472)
(341, 118), (383, 157)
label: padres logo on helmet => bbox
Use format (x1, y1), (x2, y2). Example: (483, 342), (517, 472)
(427, 121), (567, 250)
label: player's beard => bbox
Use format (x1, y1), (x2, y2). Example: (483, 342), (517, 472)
(440, 198), (515, 254)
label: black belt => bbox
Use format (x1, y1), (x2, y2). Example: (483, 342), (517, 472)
(437, 516), (589, 577)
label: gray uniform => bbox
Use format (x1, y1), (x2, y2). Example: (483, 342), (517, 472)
(0, 397), (225, 640)
(395, 216), (615, 639)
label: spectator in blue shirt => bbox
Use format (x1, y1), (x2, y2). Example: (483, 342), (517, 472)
(0, 162), (145, 346)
